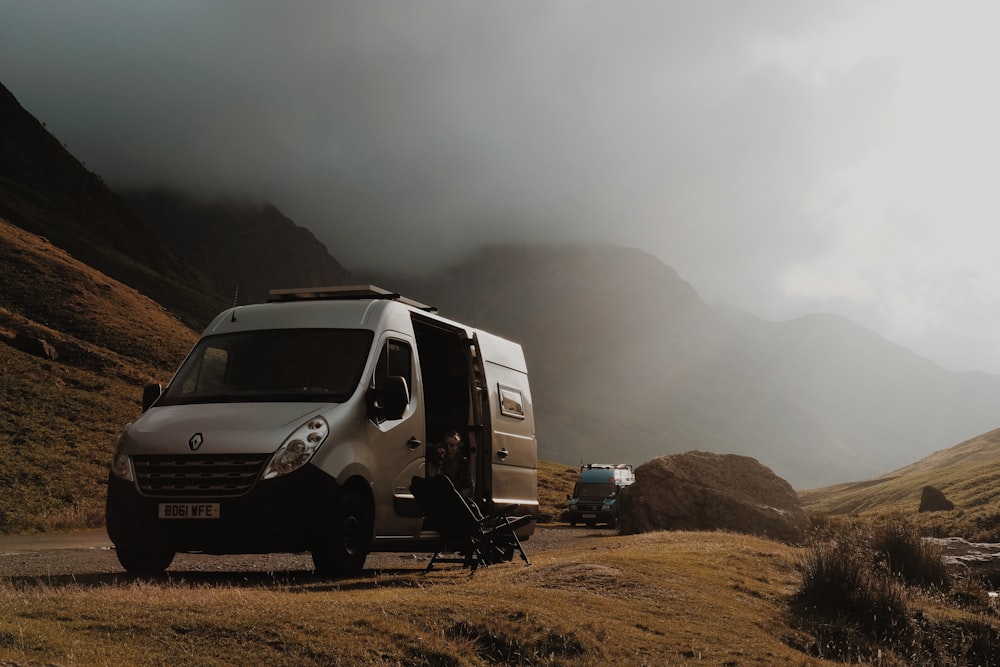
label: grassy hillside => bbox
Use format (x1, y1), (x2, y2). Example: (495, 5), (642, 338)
(800, 428), (1000, 541)
(0, 82), (225, 329)
(0, 218), (196, 533)
(536, 460), (580, 522)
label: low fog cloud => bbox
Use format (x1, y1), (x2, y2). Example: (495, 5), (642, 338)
(4, 1), (1000, 371)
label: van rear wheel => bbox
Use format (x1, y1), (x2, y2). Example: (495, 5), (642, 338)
(311, 491), (372, 577)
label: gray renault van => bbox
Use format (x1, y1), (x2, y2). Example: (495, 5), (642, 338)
(106, 286), (537, 575)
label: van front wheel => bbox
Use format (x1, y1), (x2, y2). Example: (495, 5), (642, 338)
(115, 542), (175, 575)
(311, 492), (372, 577)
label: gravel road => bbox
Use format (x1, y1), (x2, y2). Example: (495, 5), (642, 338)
(0, 526), (610, 582)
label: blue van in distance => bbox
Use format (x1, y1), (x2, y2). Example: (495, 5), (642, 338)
(566, 463), (635, 527)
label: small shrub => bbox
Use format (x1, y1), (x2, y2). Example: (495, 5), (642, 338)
(871, 520), (949, 589)
(795, 537), (911, 639)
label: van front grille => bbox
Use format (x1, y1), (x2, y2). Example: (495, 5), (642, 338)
(132, 454), (269, 498)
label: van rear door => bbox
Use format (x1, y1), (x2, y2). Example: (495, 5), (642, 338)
(472, 331), (537, 521)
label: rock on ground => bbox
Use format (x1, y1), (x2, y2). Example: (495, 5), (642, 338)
(919, 485), (955, 512)
(617, 451), (808, 544)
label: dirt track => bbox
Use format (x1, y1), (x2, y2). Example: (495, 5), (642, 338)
(0, 525), (610, 582)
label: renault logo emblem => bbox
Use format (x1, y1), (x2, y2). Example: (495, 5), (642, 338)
(189, 433), (204, 451)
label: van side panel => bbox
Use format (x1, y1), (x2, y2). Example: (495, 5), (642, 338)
(474, 332), (538, 521)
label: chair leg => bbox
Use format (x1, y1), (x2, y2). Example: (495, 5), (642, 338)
(486, 517), (531, 566)
(509, 528), (530, 566)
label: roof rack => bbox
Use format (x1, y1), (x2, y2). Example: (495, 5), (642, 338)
(266, 285), (437, 312)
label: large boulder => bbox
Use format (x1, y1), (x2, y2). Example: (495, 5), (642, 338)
(617, 451), (808, 544)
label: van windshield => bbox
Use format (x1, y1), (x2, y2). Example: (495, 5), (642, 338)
(573, 482), (616, 498)
(157, 329), (375, 406)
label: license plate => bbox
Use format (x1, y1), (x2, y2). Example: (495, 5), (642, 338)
(582, 513), (597, 519)
(158, 503), (221, 519)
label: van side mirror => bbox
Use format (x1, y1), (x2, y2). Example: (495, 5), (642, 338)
(142, 383), (162, 412)
(367, 376), (410, 420)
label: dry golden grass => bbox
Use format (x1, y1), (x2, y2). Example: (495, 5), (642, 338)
(0, 216), (199, 533)
(0, 344), (147, 533)
(535, 460), (579, 522)
(0, 531), (833, 666)
(0, 220), (195, 533)
(0, 218), (198, 373)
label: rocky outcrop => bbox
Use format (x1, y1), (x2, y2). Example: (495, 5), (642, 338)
(926, 537), (1000, 586)
(10, 332), (58, 360)
(919, 485), (955, 512)
(617, 451), (808, 544)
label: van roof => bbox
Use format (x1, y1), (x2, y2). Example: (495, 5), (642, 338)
(267, 285), (436, 312)
(582, 463), (633, 471)
(206, 285), (468, 342)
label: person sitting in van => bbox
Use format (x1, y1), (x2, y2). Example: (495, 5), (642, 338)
(441, 430), (473, 499)
(425, 430), (481, 522)
(426, 439), (447, 478)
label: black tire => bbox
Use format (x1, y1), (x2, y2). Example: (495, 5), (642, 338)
(115, 543), (175, 575)
(311, 491), (372, 577)
(585, 520), (597, 527)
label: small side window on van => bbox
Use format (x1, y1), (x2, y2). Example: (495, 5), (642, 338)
(498, 384), (525, 419)
(372, 339), (413, 422)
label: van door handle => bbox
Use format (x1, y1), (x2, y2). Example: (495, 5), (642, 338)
(496, 448), (509, 461)
(407, 437), (422, 450)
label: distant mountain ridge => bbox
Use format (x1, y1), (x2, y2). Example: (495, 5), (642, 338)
(0, 82), (355, 324)
(373, 248), (1000, 488)
(4, 78), (1000, 490)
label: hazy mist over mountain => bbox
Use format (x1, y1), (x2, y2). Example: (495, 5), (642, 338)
(366, 244), (1000, 489)
(5, 2), (1000, 374)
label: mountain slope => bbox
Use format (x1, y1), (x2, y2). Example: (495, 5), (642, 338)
(0, 82), (224, 328)
(123, 188), (354, 305)
(720, 310), (1000, 479)
(0, 218), (196, 373)
(0, 216), (197, 532)
(799, 427), (1000, 541)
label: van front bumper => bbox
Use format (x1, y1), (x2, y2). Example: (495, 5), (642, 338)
(567, 506), (617, 525)
(106, 464), (341, 555)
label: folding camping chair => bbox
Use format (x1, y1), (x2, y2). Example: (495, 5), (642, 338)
(410, 475), (532, 573)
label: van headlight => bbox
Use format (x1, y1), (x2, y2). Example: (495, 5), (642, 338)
(262, 416), (329, 479)
(110, 429), (134, 482)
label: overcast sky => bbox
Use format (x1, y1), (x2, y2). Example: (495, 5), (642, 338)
(3, 1), (1000, 372)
